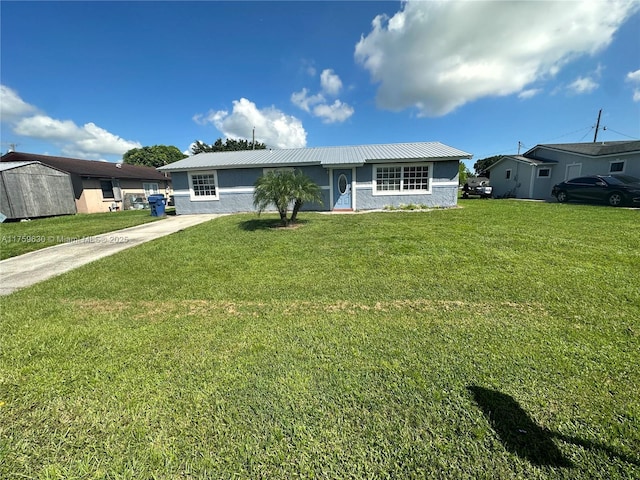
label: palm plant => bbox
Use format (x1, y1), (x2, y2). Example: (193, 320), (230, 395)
(290, 171), (323, 223)
(253, 170), (323, 226)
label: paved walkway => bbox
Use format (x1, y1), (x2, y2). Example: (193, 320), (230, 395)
(0, 214), (222, 296)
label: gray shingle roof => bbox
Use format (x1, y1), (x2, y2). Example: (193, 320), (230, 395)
(530, 141), (640, 157)
(158, 142), (472, 171)
(1, 152), (170, 181)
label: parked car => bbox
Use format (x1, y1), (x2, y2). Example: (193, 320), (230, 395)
(462, 181), (493, 199)
(552, 175), (640, 207)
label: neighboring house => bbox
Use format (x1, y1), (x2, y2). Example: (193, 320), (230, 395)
(1, 152), (172, 213)
(0, 161), (77, 220)
(158, 142), (472, 214)
(487, 141), (640, 200)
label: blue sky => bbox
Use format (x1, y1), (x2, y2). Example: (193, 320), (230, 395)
(2, 1), (639, 171)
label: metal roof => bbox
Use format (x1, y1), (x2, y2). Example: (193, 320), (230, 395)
(158, 142), (472, 171)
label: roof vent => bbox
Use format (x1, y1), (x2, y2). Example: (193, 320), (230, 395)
(116, 162), (122, 168)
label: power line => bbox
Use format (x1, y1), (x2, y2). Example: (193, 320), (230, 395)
(540, 126), (593, 144)
(602, 127), (639, 140)
(578, 127), (594, 143)
(475, 125), (593, 159)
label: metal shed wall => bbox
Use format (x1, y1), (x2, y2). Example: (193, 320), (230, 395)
(0, 163), (77, 220)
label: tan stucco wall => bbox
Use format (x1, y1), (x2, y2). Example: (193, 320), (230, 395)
(76, 178), (172, 213)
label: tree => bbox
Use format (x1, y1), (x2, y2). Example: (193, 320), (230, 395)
(253, 170), (323, 226)
(123, 145), (186, 168)
(473, 155), (502, 177)
(459, 161), (471, 185)
(191, 138), (266, 155)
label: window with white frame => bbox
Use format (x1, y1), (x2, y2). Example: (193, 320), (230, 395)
(143, 182), (159, 198)
(373, 164), (431, 194)
(189, 171), (219, 200)
(609, 160), (625, 173)
(537, 168), (551, 178)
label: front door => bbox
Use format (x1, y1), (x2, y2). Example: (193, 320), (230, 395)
(333, 169), (352, 210)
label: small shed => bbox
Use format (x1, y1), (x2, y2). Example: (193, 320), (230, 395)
(0, 161), (77, 220)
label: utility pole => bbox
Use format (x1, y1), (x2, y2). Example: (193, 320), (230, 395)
(593, 109), (602, 143)
(517, 141), (524, 155)
(252, 127), (255, 150)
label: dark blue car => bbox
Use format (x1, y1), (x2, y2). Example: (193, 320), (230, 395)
(552, 174), (640, 207)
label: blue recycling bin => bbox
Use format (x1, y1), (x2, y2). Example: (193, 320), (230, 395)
(148, 194), (166, 217)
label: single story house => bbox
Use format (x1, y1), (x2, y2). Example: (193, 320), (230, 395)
(1, 152), (172, 213)
(0, 161), (77, 221)
(487, 141), (640, 200)
(157, 142), (472, 214)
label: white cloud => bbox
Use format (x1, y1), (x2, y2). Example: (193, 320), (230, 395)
(567, 64), (603, 95)
(183, 144), (196, 156)
(14, 115), (87, 141)
(195, 98), (307, 149)
(13, 114), (141, 157)
(0, 85), (38, 120)
(193, 109), (228, 126)
(568, 76), (599, 94)
(291, 88), (325, 113)
(2, 84), (142, 158)
(75, 123), (142, 155)
(627, 69), (640, 82)
(627, 69), (640, 102)
(320, 69), (343, 96)
(291, 69), (354, 123)
(313, 100), (355, 124)
(355, 1), (639, 116)
(518, 88), (542, 100)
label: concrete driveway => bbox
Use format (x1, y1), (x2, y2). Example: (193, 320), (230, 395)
(0, 214), (222, 296)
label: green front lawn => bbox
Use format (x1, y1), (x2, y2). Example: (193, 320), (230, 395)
(0, 210), (164, 260)
(1, 200), (638, 478)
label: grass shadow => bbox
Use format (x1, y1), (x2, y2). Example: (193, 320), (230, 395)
(238, 218), (309, 231)
(467, 386), (573, 467)
(468, 386), (640, 468)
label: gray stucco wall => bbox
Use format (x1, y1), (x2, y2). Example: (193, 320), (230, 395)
(172, 160), (460, 215)
(490, 160), (535, 199)
(173, 166), (330, 215)
(355, 160), (459, 209)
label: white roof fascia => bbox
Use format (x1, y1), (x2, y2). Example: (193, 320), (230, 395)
(487, 155), (556, 170)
